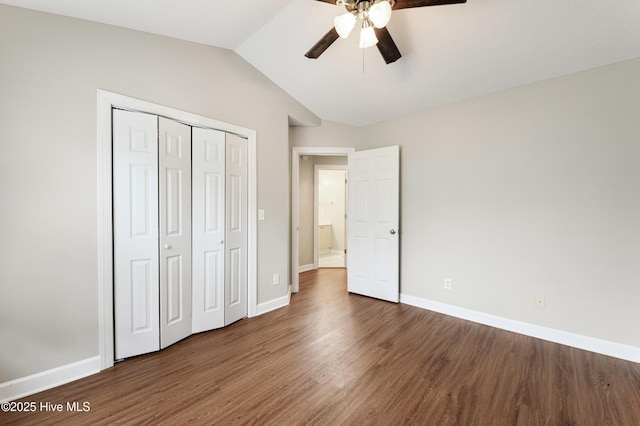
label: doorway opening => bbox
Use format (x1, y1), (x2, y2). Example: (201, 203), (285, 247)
(291, 147), (355, 293)
(316, 167), (347, 268)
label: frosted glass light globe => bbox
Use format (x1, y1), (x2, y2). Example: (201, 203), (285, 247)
(369, 1), (392, 28)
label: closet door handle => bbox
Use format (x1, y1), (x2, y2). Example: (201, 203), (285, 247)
(220, 240), (224, 245)
(163, 244), (171, 249)
(389, 229), (396, 235)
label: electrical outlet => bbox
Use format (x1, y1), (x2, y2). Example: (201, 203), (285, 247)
(444, 278), (452, 290)
(273, 273), (280, 285)
(536, 295), (545, 309)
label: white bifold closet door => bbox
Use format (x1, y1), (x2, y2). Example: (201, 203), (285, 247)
(114, 110), (192, 359)
(224, 133), (248, 325)
(191, 128), (225, 332)
(113, 110), (161, 359)
(192, 129), (247, 332)
(158, 117), (192, 349)
(114, 110), (247, 360)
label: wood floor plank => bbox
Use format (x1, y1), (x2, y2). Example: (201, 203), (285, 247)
(3, 268), (640, 425)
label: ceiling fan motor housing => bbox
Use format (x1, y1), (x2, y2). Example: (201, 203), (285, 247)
(338, 0), (397, 13)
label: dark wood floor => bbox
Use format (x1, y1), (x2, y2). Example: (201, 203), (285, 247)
(4, 269), (640, 425)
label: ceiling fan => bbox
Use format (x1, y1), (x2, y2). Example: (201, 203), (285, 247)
(305, 0), (467, 64)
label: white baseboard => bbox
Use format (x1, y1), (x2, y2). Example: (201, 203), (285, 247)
(0, 356), (101, 402)
(256, 289), (291, 316)
(400, 294), (640, 364)
(298, 264), (315, 273)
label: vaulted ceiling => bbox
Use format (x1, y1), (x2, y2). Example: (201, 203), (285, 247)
(2, 0), (639, 126)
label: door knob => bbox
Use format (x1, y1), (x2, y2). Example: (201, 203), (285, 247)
(390, 229), (396, 235)
(163, 244), (171, 249)
(220, 240), (224, 245)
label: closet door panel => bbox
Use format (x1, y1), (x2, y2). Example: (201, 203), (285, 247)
(192, 128), (226, 333)
(159, 117), (192, 349)
(225, 134), (248, 325)
(113, 109), (160, 359)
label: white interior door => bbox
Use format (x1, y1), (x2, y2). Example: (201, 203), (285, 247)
(159, 117), (192, 349)
(113, 109), (160, 359)
(225, 133), (248, 325)
(192, 127), (226, 333)
(347, 145), (400, 303)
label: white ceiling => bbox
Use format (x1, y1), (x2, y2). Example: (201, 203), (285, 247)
(2, 0), (640, 126)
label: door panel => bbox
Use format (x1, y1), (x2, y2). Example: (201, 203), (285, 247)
(229, 247), (242, 304)
(225, 134), (248, 325)
(166, 254), (183, 324)
(159, 117), (192, 349)
(347, 145), (400, 303)
(165, 168), (183, 236)
(113, 109), (160, 359)
(192, 128), (226, 333)
(130, 260), (153, 332)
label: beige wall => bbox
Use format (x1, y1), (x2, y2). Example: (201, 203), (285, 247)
(298, 157), (315, 267)
(360, 58), (640, 348)
(0, 5), (317, 383)
(290, 120), (362, 149)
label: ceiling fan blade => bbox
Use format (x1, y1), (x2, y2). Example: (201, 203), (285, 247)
(393, 0), (466, 10)
(374, 27), (402, 64)
(314, 0), (337, 3)
(305, 28), (340, 59)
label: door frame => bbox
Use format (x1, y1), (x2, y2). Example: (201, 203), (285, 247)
(291, 147), (354, 292)
(314, 165), (348, 268)
(97, 89), (258, 370)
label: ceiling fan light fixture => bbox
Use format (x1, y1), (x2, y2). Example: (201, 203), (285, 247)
(359, 22), (378, 49)
(307, 0), (466, 64)
(334, 12), (356, 38)
(369, 0), (392, 28)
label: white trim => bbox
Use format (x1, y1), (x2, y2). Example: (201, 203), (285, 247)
(400, 293), (640, 364)
(291, 147), (355, 293)
(97, 89), (258, 371)
(97, 91), (114, 371)
(0, 356), (100, 402)
(298, 264), (316, 273)
(256, 290), (291, 316)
